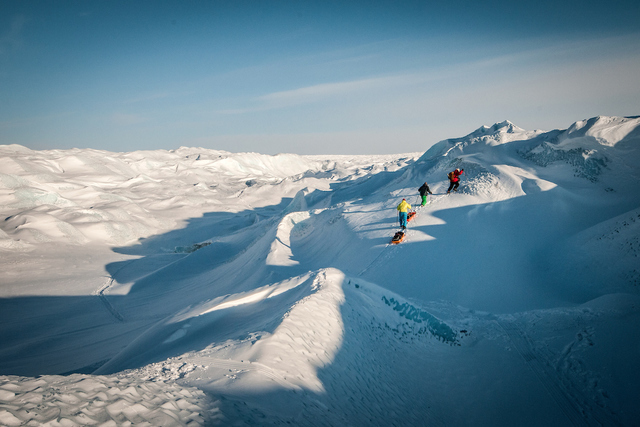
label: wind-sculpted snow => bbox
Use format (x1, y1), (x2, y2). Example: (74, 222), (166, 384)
(0, 145), (415, 248)
(381, 296), (458, 344)
(2, 116), (640, 425)
(519, 143), (609, 182)
(518, 116), (640, 183)
(0, 372), (219, 426)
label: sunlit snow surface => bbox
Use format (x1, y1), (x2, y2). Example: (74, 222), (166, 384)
(1, 116), (640, 426)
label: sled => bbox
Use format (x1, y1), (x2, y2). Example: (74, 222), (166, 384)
(391, 231), (405, 244)
(407, 211), (417, 222)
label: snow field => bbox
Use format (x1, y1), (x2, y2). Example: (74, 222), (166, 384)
(1, 116), (640, 425)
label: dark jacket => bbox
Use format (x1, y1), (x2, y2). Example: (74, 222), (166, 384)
(418, 183), (431, 196)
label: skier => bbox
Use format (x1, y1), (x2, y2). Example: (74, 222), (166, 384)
(418, 182), (432, 206)
(447, 168), (464, 194)
(397, 198), (411, 230)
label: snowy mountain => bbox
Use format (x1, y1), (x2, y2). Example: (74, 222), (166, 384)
(1, 115), (639, 426)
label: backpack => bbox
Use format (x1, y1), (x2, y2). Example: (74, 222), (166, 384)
(447, 171), (454, 180)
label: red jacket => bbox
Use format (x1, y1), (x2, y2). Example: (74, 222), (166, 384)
(450, 170), (463, 182)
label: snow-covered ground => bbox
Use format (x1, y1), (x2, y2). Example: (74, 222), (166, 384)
(1, 115), (639, 426)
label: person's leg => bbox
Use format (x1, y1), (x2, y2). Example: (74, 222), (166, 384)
(399, 212), (407, 228)
(453, 181), (460, 191)
(421, 195), (427, 206)
(447, 181), (454, 193)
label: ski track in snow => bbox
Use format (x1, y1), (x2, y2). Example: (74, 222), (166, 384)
(94, 276), (125, 322)
(358, 242), (393, 276)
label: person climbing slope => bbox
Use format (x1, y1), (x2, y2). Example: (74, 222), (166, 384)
(447, 168), (464, 194)
(418, 182), (432, 206)
(397, 198), (411, 230)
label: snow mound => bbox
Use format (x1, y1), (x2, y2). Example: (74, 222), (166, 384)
(418, 119), (541, 160)
(519, 116), (640, 182)
(0, 146), (413, 248)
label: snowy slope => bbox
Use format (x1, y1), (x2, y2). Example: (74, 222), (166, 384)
(1, 116), (640, 426)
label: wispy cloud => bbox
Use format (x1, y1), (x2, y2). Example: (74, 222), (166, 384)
(0, 15), (28, 55)
(214, 31), (640, 135)
(259, 77), (384, 104)
(216, 73), (431, 115)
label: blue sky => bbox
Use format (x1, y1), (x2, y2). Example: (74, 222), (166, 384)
(1, 1), (639, 155)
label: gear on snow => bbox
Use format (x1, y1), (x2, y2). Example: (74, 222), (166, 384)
(391, 230), (405, 244)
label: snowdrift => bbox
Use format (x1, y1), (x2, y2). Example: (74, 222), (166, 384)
(1, 115), (640, 426)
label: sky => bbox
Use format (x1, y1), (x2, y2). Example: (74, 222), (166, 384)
(1, 0), (639, 155)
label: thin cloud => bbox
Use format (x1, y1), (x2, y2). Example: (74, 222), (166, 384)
(263, 73), (432, 103)
(0, 15), (28, 54)
(216, 74), (432, 115)
(217, 33), (640, 121)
